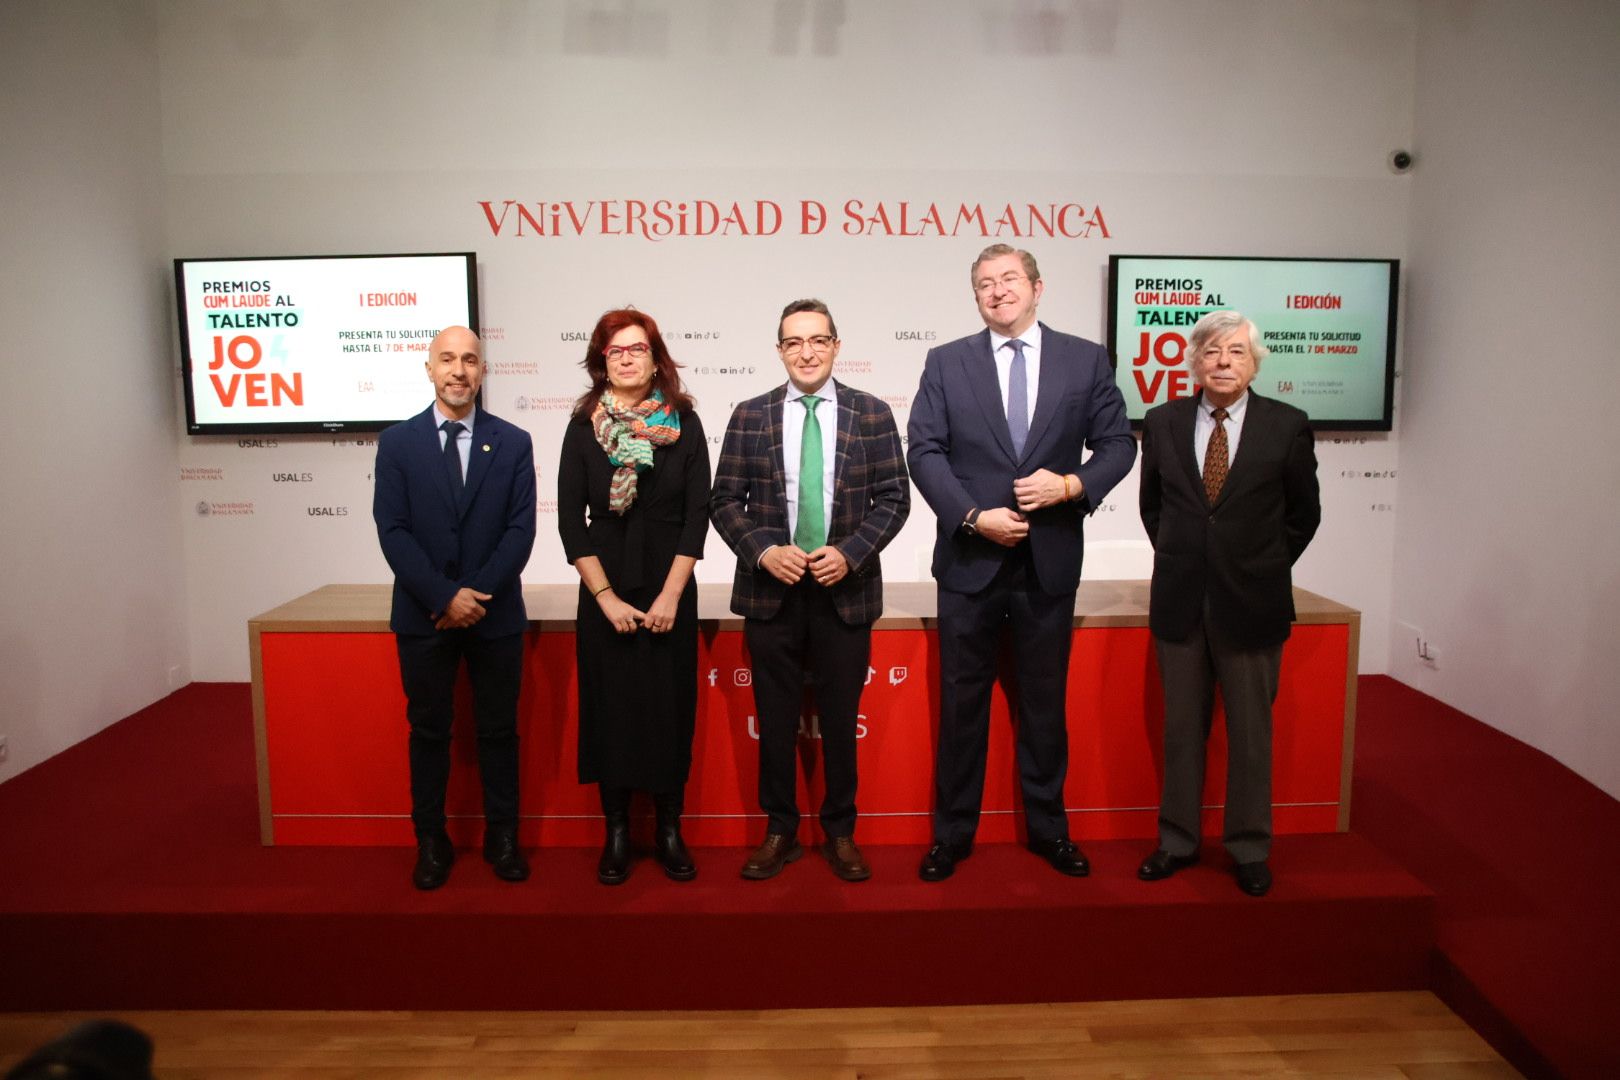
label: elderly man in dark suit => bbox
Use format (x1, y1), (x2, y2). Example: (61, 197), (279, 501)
(711, 299), (910, 881)
(374, 325), (537, 890)
(907, 245), (1136, 881)
(1137, 310), (1321, 897)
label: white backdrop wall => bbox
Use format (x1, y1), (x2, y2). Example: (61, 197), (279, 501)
(1391, 0), (1620, 798)
(163, 0), (1416, 684)
(0, 1), (188, 782)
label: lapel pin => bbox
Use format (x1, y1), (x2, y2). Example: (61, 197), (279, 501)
(482, 444), (491, 452)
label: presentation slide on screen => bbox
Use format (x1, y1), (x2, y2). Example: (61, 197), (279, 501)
(178, 254), (476, 433)
(1110, 256), (1396, 429)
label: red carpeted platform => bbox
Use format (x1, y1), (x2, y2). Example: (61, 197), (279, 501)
(0, 684), (1431, 1014)
(5, 677), (1616, 1078)
(1350, 677), (1620, 1080)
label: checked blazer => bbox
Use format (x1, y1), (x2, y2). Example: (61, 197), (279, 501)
(710, 380), (910, 625)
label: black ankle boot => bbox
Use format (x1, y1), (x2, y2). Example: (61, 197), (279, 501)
(598, 784), (632, 885)
(653, 791), (696, 881)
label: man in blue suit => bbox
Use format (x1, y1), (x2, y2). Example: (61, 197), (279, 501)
(373, 325), (537, 890)
(907, 245), (1136, 881)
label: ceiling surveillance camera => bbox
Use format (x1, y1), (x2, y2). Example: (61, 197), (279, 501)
(1388, 149), (1414, 173)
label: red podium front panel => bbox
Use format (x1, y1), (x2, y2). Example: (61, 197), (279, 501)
(251, 583), (1357, 847)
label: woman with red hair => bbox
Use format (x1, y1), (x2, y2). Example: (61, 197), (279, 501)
(557, 308), (709, 884)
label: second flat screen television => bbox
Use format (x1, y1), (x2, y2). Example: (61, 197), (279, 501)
(1107, 255), (1398, 431)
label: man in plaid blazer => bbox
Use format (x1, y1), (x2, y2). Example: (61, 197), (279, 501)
(711, 299), (910, 882)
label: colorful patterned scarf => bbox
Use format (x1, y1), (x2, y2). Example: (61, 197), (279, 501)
(592, 388), (682, 514)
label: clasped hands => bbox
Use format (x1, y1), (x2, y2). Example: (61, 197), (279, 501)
(597, 588), (682, 635)
(436, 587), (492, 630)
(761, 543), (849, 587)
(977, 469), (1082, 548)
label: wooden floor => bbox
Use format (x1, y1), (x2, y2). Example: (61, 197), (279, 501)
(0, 992), (1518, 1079)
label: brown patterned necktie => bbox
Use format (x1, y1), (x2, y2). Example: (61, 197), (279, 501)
(1203, 407), (1229, 503)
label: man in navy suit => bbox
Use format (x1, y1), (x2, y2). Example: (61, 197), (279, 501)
(712, 299), (910, 882)
(373, 325), (537, 890)
(1136, 310), (1320, 897)
(907, 245), (1136, 881)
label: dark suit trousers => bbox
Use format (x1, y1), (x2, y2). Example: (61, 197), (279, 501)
(743, 580), (870, 840)
(1153, 603), (1282, 865)
(396, 630), (524, 838)
(934, 551), (1075, 849)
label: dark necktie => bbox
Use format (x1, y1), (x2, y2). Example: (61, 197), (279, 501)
(794, 395), (825, 551)
(1006, 338), (1029, 457)
(441, 420), (465, 497)
(1203, 407), (1229, 503)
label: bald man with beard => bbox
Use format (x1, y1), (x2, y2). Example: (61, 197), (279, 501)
(374, 326), (537, 890)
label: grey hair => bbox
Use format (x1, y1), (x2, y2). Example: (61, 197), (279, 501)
(1185, 310), (1268, 376)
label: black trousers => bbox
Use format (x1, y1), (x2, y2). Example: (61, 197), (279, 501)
(395, 629), (523, 838)
(934, 551), (1076, 849)
(743, 580), (871, 840)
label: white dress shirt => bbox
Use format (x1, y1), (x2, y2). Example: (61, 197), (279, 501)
(783, 379), (838, 545)
(989, 321), (1042, 432)
(434, 403), (475, 480)
(1194, 391), (1248, 474)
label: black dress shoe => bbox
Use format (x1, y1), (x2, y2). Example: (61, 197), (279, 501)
(412, 833), (455, 891)
(1138, 848), (1199, 881)
(483, 827), (530, 883)
(918, 841), (970, 882)
(1029, 837), (1090, 877)
(1235, 860), (1272, 897)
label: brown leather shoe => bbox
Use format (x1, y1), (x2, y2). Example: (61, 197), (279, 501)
(821, 836), (872, 882)
(740, 833), (803, 880)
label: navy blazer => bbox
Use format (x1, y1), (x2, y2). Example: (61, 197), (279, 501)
(907, 324), (1136, 595)
(373, 405), (537, 638)
(1139, 391), (1321, 649)
(711, 380), (910, 626)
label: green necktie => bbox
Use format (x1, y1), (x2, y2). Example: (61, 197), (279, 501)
(795, 395), (826, 550)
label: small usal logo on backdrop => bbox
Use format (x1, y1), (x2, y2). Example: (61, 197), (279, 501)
(307, 506), (349, 517)
(197, 500), (255, 516)
(273, 472), (314, 483)
(511, 395), (574, 411)
(180, 467), (224, 481)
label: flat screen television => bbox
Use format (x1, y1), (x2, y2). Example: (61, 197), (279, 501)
(1106, 255), (1398, 431)
(176, 252), (479, 434)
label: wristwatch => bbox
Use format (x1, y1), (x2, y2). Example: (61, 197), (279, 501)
(962, 507), (982, 536)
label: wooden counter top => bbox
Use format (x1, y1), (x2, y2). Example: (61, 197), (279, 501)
(250, 581), (1359, 634)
